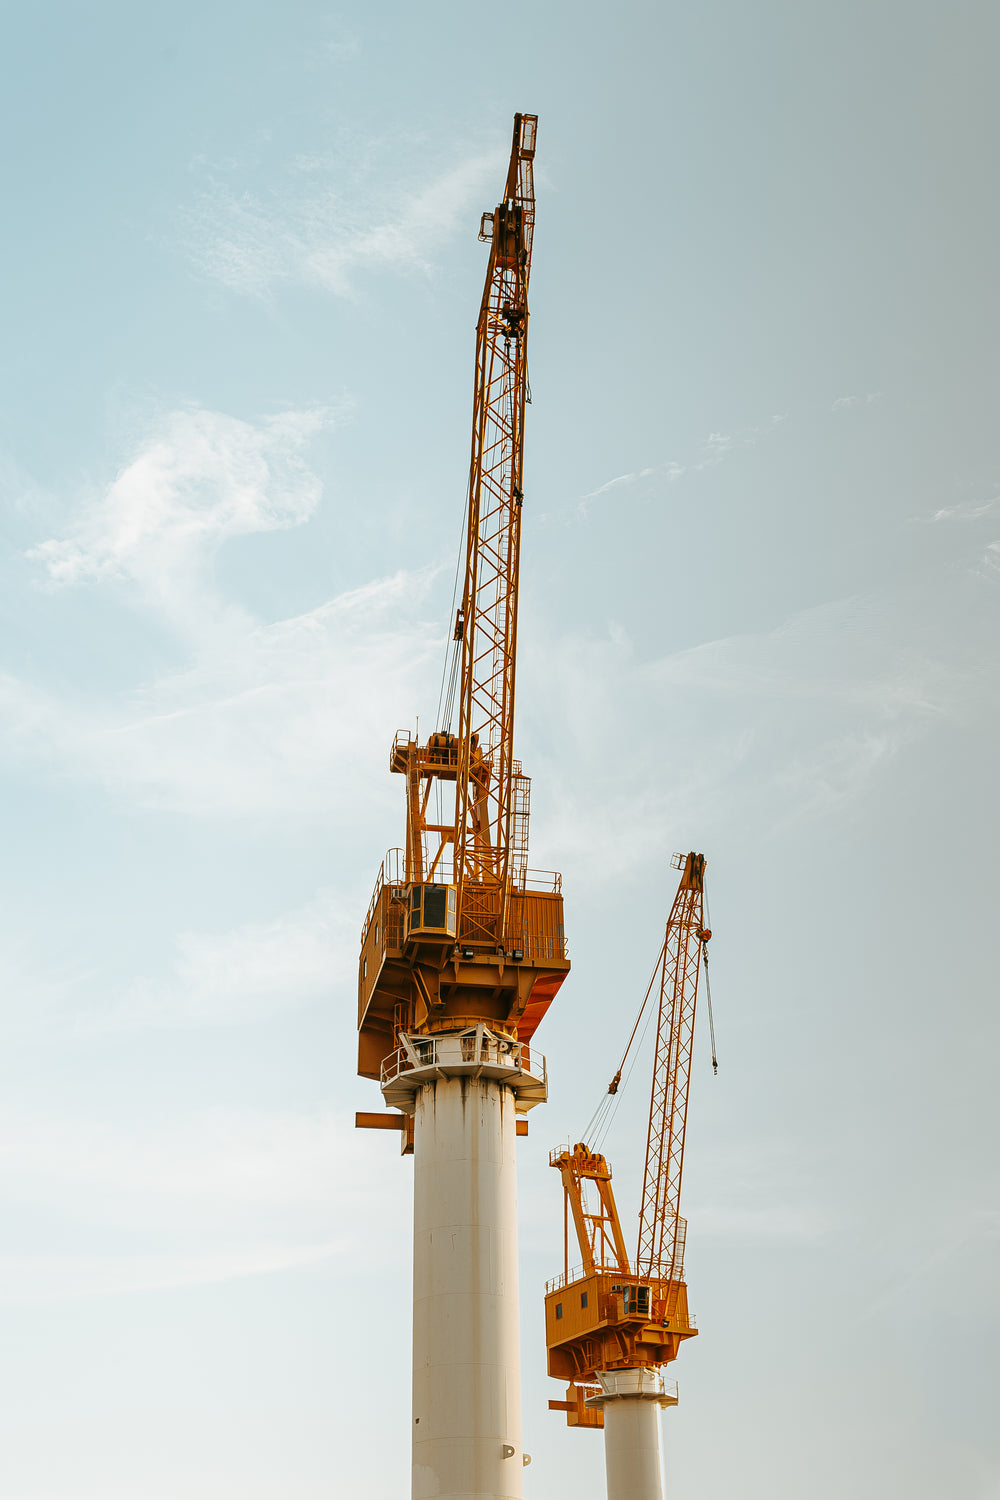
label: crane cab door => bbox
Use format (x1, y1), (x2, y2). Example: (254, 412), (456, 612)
(406, 883), (458, 942)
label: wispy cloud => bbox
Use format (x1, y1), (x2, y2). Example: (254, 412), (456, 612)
(28, 404), (341, 638)
(318, 20), (362, 63)
(0, 1242), (344, 1304)
(555, 416), (787, 525)
(979, 539), (1000, 579)
(99, 888), (355, 1030)
(832, 391), (882, 410)
(0, 1104), (410, 1302)
(8, 402), (448, 820)
(0, 938), (105, 1042)
(521, 588), (988, 883)
(914, 495), (1000, 523)
(0, 568), (439, 818)
(180, 141), (506, 299)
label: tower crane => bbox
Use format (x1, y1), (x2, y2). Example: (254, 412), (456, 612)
(356, 112), (568, 1088)
(544, 852), (710, 1500)
(355, 114), (569, 1500)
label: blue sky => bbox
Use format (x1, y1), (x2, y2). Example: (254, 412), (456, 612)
(1, 3), (998, 1497)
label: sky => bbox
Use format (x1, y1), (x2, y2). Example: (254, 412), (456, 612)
(0, 2), (998, 1497)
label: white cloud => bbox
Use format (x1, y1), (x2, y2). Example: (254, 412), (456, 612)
(0, 1105), (342, 1210)
(11, 402), (442, 820)
(0, 568), (440, 819)
(0, 938), (104, 1042)
(916, 495), (1000, 523)
(0, 1243), (343, 1303)
(771, 727), (907, 822)
(832, 391), (882, 409)
(28, 404), (340, 637)
(102, 888), (355, 1029)
(980, 539), (1000, 577)
(521, 589), (985, 885)
(180, 143), (506, 299)
(0, 1103), (410, 1303)
(559, 415), (787, 524)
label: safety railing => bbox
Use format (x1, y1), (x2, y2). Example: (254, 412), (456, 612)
(546, 1264), (588, 1294)
(380, 1025), (547, 1091)
(360, 850), (566, 959)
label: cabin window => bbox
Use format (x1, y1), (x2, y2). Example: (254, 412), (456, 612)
(423, 885), (447, 928)
(555, 1303), (563, 1320)
(623, 1285), (650, 1317)
(580, 1292), (588, 1309)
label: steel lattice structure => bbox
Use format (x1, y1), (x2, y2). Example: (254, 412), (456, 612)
(455, 113), (536, 937)
(635, 853), (706, 1279)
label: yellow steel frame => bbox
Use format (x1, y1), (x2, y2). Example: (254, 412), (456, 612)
(454, 112), (536, 943)
(551, 1144), (631, 1280)
(636, 853), (706, 1279)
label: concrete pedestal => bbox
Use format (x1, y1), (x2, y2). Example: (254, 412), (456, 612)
(384, 1029), (546, 1500)
(587, 1368), (676, 1500)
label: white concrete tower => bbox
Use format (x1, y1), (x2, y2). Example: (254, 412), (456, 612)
(587, 1369), (677, 1500)
(383, 1026), (547, 1500)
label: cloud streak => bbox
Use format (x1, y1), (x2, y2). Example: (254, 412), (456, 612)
(99, 888), (356, 1030)
(9, 403), (445, 822)
(28, 404), (341, 637)
(915, 495), (1000, 523)
(832, 391), (882, 410)
(521, 586), (990, 885)
(0, 569), (440, 819)
(556, 416), (787, 525)
(180, 142), (506, 299)
(0, 1103), (410, 1303)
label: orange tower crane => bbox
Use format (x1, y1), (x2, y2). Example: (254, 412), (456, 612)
(355, 114), (569, 1500)
(356, 112), (569, 1099)
(544, 852), (709, 1496)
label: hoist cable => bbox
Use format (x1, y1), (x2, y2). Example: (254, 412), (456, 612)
(590, 994), (658, 1155)
(703, 948), (718, 1076)
(580, 943), (665, 1151)
(701, 888), (718, 1075)
(435, 483), (471, 734)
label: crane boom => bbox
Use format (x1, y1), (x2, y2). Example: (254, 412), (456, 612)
(456, 112), (536, 935)
(636, 851), (707, 1278)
